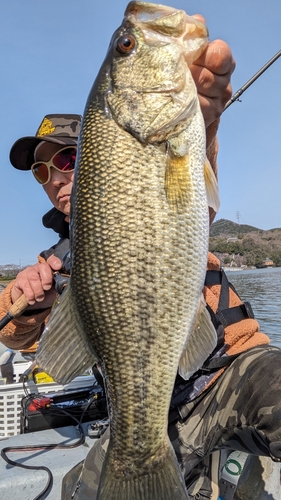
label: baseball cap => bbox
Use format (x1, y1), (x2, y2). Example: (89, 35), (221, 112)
(10, 114), (82, 170)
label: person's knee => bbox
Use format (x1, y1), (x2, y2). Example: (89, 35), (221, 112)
(269, 442), (281, 462)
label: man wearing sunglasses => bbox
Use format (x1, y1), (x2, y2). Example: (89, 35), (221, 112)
(0, 114), (82, 352)
(2, 34), (281, 500)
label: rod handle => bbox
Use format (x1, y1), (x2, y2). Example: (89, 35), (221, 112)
(9, 294), (29, 318)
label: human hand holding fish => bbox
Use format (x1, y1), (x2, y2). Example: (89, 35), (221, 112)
(190, 16), (236, 127)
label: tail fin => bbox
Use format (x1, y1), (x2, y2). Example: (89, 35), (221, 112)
(97, 442), (189, 500)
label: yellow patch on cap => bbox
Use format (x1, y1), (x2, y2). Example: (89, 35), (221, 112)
(37, 117), (55, 137)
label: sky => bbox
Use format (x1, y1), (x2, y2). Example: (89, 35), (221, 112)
(1, 0), (280, 266)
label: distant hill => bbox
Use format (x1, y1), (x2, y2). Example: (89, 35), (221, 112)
(209, 219), (281, 268)
(210, 219), (259, 237)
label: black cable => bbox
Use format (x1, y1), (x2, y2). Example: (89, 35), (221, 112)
(1, 382), (101, 500)
(0, 450), (53, 500)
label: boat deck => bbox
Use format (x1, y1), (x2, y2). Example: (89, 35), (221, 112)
(0, 421), (98, 499)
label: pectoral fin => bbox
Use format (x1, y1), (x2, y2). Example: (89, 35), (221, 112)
(165, 153), (192, 212)
(178, 295), (217, 380)
(204, 158), (220, 213)
(36, 285), (97, 385)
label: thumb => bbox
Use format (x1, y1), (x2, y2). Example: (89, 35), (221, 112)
(191, 14), (206, 24)
(47, 254), (63, 271)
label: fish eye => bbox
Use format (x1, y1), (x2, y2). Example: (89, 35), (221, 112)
(115, 35), (136, 55)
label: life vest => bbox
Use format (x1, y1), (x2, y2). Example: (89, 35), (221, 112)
(170, 267), (267, 418)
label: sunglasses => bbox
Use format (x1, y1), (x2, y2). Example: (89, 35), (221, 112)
(31, 146), (77, 185)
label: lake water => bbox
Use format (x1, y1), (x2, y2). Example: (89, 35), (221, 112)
(1, 268), (281, 355)
(225, 267), (281, 348)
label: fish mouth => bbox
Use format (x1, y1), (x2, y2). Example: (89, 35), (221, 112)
(125, 1), (186, 26)
(124, 1), (208, 64)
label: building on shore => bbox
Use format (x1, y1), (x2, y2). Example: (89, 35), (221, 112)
(261, 257), (274, 268)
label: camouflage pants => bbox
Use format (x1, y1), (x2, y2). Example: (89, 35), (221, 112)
(62, 345), (281, 499)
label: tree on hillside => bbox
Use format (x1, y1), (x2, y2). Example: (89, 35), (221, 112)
(0, 264), (21, 277)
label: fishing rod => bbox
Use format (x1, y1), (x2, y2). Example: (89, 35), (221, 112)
(224, 50), (281, 111)
(0, 294), (30, 330)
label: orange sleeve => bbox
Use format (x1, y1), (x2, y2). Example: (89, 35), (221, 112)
(204, 253), (270, 356)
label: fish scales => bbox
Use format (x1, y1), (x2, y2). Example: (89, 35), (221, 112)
(73, 119), (207, 497)
(37, 2), (219, 499)
(74, 110), (207, 409)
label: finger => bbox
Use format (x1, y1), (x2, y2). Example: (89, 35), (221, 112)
(191, 65), (233, 100)
(191, 14), (206, 25)
(12, 264), (54, 305)
(24, 269), (49, 303)
(47, 254), (63, 271)
(194, 39), (236, 76)
(11, 284), (30, 305)
(197, 95), (223, 125)
(12, 275), (39, 305)
(27, 287), (58, 310)
(35, 264), (54, 292)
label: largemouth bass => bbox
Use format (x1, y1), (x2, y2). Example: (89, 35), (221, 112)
(37, 2), (220, 499)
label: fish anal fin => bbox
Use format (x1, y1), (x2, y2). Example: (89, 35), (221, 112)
(36, 285), (97, 385)
(179, 294), (217, 380)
